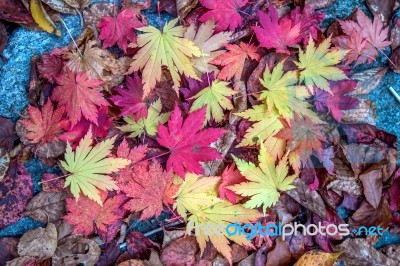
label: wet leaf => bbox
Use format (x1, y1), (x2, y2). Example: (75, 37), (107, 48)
(18, 223), (57, 259)
(23, 191), (67, 223)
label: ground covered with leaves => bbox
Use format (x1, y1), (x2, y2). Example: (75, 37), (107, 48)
(1, 0), (400, 265)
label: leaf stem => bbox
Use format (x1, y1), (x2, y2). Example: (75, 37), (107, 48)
(58, 17), (83, 58)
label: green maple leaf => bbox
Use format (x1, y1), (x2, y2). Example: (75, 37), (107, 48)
(229, 143), (298, 214)
(120, 99), (170, 137)
(61, 131), (130, 205)
(190, 80), (236, 123)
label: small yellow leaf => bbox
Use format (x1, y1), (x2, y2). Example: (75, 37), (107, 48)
(30, 0), (61, 36)
(294, 250), (342, 266)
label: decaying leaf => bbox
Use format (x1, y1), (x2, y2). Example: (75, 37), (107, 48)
(18, 223), (57, 259)
(23, 191), (67, 223)
(52, 236), (101, 266)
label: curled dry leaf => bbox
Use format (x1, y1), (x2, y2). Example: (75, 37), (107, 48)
(23, 191), (67, 223)
(52, 236), (101, 266)
(17, 223), (57, 259)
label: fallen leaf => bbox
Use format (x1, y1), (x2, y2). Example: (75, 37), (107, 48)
(23, 191), (67, 223)
(29, 0), (61, 36)
(18, 223), (57, 259)
(0, 237), (18, 264)
(41, 0), (76, 14)
(0, 21), (8, 56)
(64, 0), (91, 9)
(52, 236), (101, 266)
(294, 250), (340, 266)
(218, 163), (246, 204)
(0, 117), (17, 152)
(0, 148), (10, 183)
(126, 231), (156, 260)
(359, 169), (382, 209)
(266, 237), (294, 266)
(0, 0), (34, 24)
(349, 199), (391, 229)
(161, 237), (199, 266)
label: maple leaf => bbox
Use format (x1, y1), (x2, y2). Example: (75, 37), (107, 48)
(184, 20), (232, 75)
(289, 5), (324, 44)
(211, 42), (260, 81)
(174, 173), (222, 220)
(259, 61), (320, 122)
(218, 163), (246, 204)
(64, 193), (124, 236)
(180, 73), (214, 113)
(229, 143), (298, 214)
(121, 160), (174, 220)
(236, 104), (283, 148)
(110, 73), (148, 119)
(295, 37), (347, 92)
(275, 115), (327, 169)
(98, 9), (143, 52)
(128, 19), (202, 97)
(120, 99), (171, 137)
(190, 80), (236, 123)
(37, 47), (66, 83)
(60, 130), (130, 205)
(174, 174), (261, 264)
(199, 0), (247, 32)
(53, 68), (109, 127)
(333, 9), (391, 65)
(314, 80), (359, 121)
(19, 100), (68, 145)
(157, 105), (226, 178)
(59, 106), (112, 144)
(254, 6), (301, 54)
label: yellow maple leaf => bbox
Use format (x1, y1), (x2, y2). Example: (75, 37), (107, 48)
(295, 37), (347, 92)
(128, 19), (202, 97)
(229, 143), (298, 214)
(174, 174), (261, 265)
(61, 130), (130, 205)
(120, 99), (171, 137)
(259, 61), (320, 122)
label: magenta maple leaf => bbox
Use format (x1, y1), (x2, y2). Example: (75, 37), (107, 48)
(110, 73), (148, 119)
(180, 73), (214, 113)
(157, 105), (226, 178)
(37, 47), (66, 83)
(314, 80), (359, 121)
(59, 106), (112, 143)
(254, 5), (301, 54)
(98, 9), (143, 53)
(199, 0), (248, 32)
(289, 5), (324, 44)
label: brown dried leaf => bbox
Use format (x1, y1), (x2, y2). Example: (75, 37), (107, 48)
(0, 21), (7, 57)
(304, 0), (336, 9)
(286, 178), (327, 219)
(326, 179), (362, 197)
(266, 237), (294, 266)
(334, 238), (398, 266)
(0, 148), (10, 183)
(350, 199), (392, 228)
(349, 68), (388, 96)
(390, 16), (400, 49)
(52, 235), (101, 266)
(161, 237), (199, 266)
(41, 0), (76, 14)
(0, 237), (18, 264)
(5, 256), (37, 266)
(83, 2), (114, 26)
(294, 250), (340, 266)
(366, 0), (395, 25)
(162, 230), (185, 248)
(359, 169), (382, 209)
(341, 100), (376, 126)
(177, 0), (198, 18)
(64, 0), (91, 9)
(23, 191), (67, 223)
(18, 223), (57, 259)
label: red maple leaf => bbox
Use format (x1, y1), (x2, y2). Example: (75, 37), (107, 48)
(211, 42), (260, 81)
(157, 105), (226, 178)
(254, 6), (301, 54)
(37, 47), (66, 83)
(110, 73), (148, 119)
(59, 106), (112, 144)
(121, 161), (174, 220)
(218, 163), (246, 204)
(199, 0), (248, 32)
(275, 115), (327, 166)
(289, 5), (324, 44)
(64, 193), (124, 236)
(333, 9), (391, 65)
(314, 80), (359, 121)
(52, 68), (109, 127)
(19, 100), (68, 145)
(98, 9), (143, 52)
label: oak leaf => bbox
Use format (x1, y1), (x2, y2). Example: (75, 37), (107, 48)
(98, 9), (143, 52)
(53, 68), (108, 127)
(211, 42), (260, 81)
(229, 143), (298, 214)
(157, 105), (226, 178)
(199, 0), (248, 32)
(128, 19), (202, 97)
(60, 130), (130, 205)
